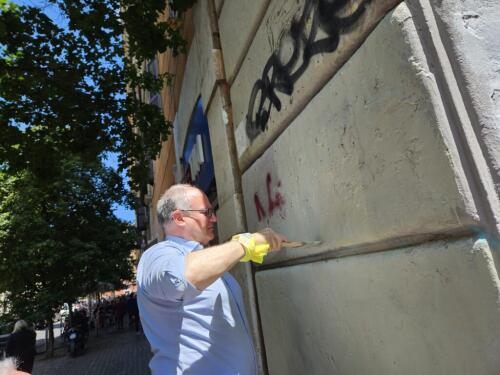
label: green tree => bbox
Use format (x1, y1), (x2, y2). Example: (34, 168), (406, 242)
(0, 0), (197, 354)
(0, 0), (195, 190)
(0, 159), (136, 353)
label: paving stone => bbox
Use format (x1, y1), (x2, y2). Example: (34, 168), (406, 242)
(32, 328), (152, 375)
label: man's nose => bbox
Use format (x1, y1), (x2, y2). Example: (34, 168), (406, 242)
(210, 212), (217, 222)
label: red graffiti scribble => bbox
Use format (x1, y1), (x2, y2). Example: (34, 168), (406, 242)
(267, 173), (285, 215)
(254, 193), (266, 222)
(254, 173), (285, 221)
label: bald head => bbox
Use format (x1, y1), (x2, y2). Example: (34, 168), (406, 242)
(157, 184), (200, 225)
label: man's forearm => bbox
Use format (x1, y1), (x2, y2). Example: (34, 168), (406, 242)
(184, 240), (245, 290)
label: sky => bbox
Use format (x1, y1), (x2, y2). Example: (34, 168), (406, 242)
(11, 0), (136, 224)
(105, 152), (136, 224)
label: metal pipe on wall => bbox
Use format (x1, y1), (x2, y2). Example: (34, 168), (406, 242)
(206, 0), (269, 373)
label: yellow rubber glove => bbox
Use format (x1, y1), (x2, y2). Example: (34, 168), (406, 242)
(233, 233), (270, 264)
(251, 243), (270, 264)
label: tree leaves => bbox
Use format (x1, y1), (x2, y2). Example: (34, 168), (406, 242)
(0, 0), (195, 189)
(0, 160), (136, 321)
(0, 0), (197, 322)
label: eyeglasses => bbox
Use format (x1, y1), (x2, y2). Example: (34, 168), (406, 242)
(180, 208), (216, 217)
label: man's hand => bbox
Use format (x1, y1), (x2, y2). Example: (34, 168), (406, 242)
(253, 228), (288, 252)
(186, 228), (288, 290)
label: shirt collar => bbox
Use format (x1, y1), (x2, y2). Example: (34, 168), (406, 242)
(165, 235), (203, 254)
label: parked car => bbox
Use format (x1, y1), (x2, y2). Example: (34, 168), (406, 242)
(0, 322), (13, 335)
(0, 323), (12, 356)
(0, 332), (9, 356)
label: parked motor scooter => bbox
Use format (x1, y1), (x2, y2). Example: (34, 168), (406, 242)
(67, 326), (85, 357)
(65, 309), (88, 357)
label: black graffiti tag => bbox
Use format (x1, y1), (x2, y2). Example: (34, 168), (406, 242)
(245, 0), (371, 140)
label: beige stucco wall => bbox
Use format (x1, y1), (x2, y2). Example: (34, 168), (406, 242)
(256, 237), (500, 375)
(241, 3), (477, 251)
(165, 0), (500, 373)
(430, 0), (500, 200)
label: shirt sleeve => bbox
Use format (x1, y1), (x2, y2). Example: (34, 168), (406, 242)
(142, 250), (201, 302)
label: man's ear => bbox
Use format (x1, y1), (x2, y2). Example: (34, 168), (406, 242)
(171, 210), (185, 225)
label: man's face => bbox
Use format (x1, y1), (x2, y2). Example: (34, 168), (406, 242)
(182, 189), (217, 245)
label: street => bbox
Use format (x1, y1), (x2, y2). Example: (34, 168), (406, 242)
(32, 327), (152, 375)
(35, 321), (64, 354)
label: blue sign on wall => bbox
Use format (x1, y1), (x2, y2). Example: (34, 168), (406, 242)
(181, 97), (215, 193)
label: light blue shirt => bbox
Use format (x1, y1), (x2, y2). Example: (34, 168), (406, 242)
(137, 236), (257, 375)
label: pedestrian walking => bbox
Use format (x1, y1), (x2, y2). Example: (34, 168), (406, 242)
(5, 320), (36, 374)
(137, 184), (287, 374)
(115, 297), (126, 330)
(127, 294), (140, 333)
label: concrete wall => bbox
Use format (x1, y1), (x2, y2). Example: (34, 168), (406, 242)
(430, 0), (500, 197)
(257, 237), (500, 375)
(155, 0), (500, 373)
(241, 3), (477, 249)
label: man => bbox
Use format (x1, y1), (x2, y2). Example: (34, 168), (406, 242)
(5, 320), (36, 374)
(137, 184), (286, 374)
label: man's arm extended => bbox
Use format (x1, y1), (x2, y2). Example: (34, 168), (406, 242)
(185, 228), (286, 290)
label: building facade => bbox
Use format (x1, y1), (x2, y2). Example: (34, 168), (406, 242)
(138, 0), (500, 373)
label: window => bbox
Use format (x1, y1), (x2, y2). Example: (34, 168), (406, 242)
(146, 58), (162, 109)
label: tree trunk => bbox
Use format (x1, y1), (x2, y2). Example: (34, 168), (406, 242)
(45, 317), (55, 358)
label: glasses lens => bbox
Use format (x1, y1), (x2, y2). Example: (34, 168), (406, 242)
(180, 209), (215, 216)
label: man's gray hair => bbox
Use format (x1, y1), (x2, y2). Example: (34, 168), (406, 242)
(0, 356), (17, 374)
(157, 184), (194, 225)
(13, 320), (28, 333)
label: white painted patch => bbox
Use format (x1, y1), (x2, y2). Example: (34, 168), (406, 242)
(221, 108), (228, 126)
(235, 118), (250, 158)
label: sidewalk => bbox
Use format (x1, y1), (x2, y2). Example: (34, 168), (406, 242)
(32, 328), (152, 375)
